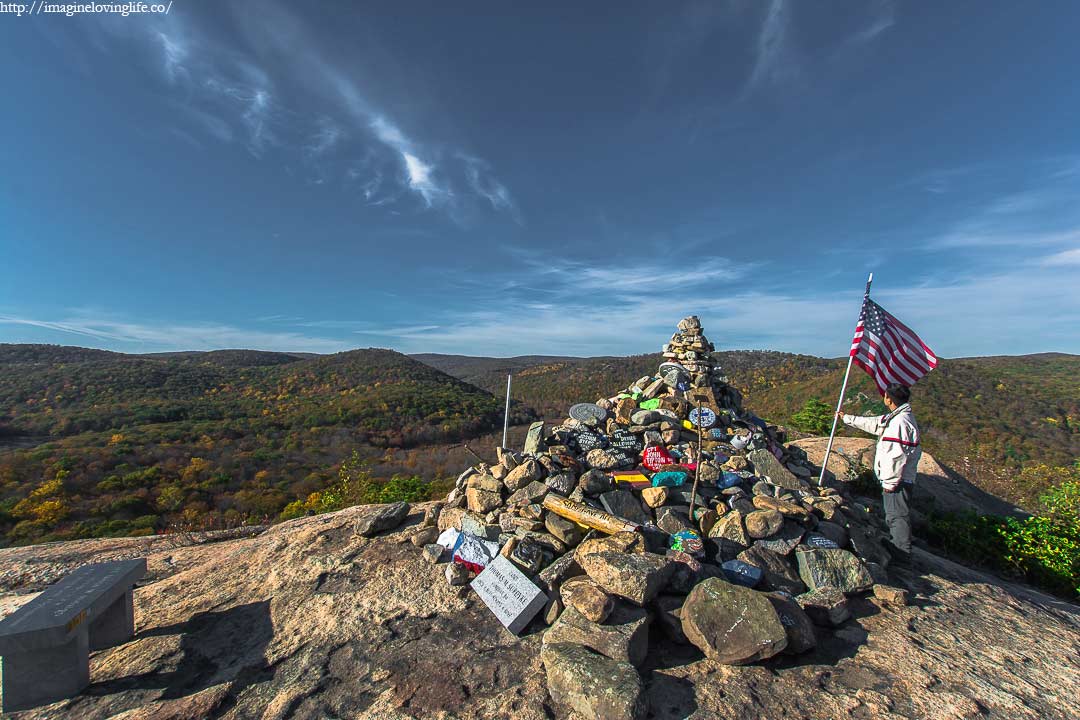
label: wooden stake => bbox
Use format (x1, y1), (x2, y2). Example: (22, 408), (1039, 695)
(543, 494), (640, 535)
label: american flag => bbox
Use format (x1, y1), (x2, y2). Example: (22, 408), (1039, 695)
(850, 298), (938, 394)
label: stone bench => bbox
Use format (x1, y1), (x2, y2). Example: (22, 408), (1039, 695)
(0, 558), (146, 712)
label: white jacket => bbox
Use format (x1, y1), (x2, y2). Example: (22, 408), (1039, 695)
(841, 403), (921, 492)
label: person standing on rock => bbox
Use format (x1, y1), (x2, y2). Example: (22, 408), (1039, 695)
(836, 383), (921, 568)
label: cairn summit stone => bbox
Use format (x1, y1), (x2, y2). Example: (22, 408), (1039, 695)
(578, 551), (675, 606)
(543, 602), (650, 667)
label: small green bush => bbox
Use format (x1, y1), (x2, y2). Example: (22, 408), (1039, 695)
(280, 451), (445, 518)
(377, 475), (432, 503)
(924, 479), (1080, 598)
(790, 398), (834, 436)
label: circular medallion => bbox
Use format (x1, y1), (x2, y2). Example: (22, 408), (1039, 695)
(569, 402), (607, 424)
(689, 407), (717, 428)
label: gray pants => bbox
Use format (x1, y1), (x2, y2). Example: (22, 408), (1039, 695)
(882, 484), (912, 558)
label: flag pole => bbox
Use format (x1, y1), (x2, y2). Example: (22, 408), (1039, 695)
(818, 272), (873, 486)
(502, 373), (512, 450)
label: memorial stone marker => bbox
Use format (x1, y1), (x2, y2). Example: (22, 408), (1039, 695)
(568, 403), (607, 425)
(471, 555), (548, 635)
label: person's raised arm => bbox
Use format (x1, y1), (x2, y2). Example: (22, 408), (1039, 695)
(836, 411), (886, 436)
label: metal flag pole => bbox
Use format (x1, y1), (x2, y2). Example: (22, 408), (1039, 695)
(818, 272), (873, 486)
(502, 373), (512, 449)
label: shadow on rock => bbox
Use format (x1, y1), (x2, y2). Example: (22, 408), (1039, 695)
(644, 671), (698, 720)
(87, 600), (274, 706)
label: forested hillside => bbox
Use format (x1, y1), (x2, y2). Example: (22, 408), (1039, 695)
(0, 346), (524, 546)
(1, 343), (1074, 548)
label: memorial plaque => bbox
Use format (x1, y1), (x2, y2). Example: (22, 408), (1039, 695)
(471, 555), (548, 635)
(569, 403), (607, 425)
(689, 407), (717, 428)
(804, 533), (839, 549)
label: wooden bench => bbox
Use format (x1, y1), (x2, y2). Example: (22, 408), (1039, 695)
(0, 558), (146, 712)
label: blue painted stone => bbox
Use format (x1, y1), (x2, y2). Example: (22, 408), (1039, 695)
(721, 559), (763, 588)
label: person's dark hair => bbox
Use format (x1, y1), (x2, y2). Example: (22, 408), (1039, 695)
(885, 383), (911, 406)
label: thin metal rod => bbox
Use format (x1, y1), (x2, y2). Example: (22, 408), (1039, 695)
(818, 272), (873, 486)
(502, 373), (512, 450)
(461, 443), (486, 464)
(688, 397), (704, 522)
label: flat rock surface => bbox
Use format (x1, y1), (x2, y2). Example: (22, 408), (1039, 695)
(789, 437), (1025, 517)
(1, 502), (1078, 719)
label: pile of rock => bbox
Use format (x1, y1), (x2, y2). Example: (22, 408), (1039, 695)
(413, 317), (904, 720)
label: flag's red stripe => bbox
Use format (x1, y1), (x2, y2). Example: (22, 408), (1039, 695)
(875, 332), (921, 384)
(863, 337), (914, 386)
(853, 355), (888, 395)
(888, 323), (936, 371)
(858, 347), (901, 392)
(883, 312), (937, 365)
(879, 328), (928, 380)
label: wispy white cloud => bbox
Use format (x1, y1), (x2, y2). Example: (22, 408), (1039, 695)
(932, 227), (1080, 250)
(1041, 247), (1080, 267)
(0, 312), (350, 354)
(86, 4), (514, 218)
(517, 254), (754, 294)
(354, 325), (441, 336)
(745, 0), (795, 93)
(922, 165), (1080, 250)
(401, 152), (444, 207)
(848, 0), (896, 45)
(740, 0), (895, 98)
(372, 259), (1078, 358)
(156, 29), (187, 82)
(307, 123), (343, 156)
(463, 155), (520, 222)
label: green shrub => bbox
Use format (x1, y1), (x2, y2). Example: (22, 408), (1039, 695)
(923, 479), (1080, 598)
(790, 397), (834, 436)
(131, 514), (159, 530)
(923, 510), (1011, 569)
(377, 475), (432, 503)
(282, 451), (441, 517)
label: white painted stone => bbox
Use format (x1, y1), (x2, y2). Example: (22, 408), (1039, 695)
(471, 555), (548, 635)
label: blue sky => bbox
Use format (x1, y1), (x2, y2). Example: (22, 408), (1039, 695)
(2, 1), (1078, 358)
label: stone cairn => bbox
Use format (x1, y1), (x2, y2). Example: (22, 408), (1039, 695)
(412, 317), (904, 720)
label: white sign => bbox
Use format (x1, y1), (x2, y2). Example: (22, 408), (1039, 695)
(471, 555), (548, 635)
